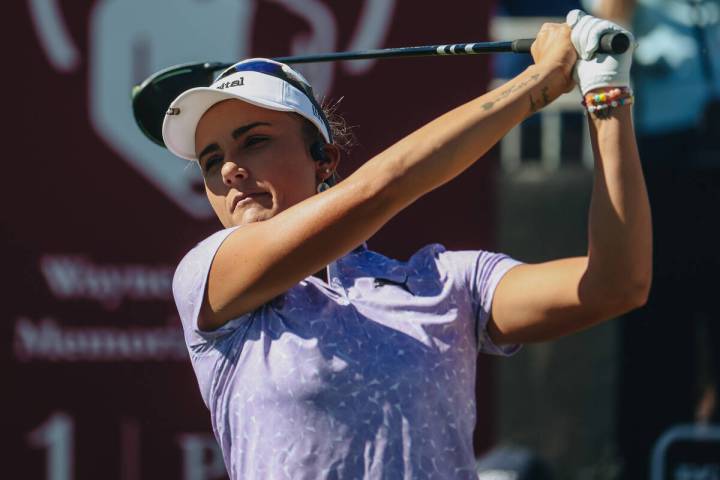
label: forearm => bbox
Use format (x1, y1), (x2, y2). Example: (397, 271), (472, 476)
(585, 106), (652, 308)
(593, 0), (635, 25)
(350, 63), (568, 210)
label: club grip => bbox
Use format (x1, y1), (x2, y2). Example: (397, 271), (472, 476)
(511, 31), (630, 55)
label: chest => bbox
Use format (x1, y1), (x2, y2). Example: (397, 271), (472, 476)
(233, 276), (477, 411)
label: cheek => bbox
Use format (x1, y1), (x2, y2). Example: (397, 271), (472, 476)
(204, 184), (231, 225)
(263, 149), (317, 201)
(279, 162), (317, 201)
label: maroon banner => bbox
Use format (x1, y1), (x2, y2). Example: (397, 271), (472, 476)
(7, 1), (497, 478)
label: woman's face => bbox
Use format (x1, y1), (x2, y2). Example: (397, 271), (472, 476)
(194, 99), (335, 228)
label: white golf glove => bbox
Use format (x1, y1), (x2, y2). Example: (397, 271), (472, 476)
(566, 9), (635, 95)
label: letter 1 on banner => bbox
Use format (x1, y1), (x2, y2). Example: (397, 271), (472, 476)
(27, 412), (75, 480)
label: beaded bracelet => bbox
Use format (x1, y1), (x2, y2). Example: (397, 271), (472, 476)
(584, 87), (631, 104)
(586, 95), (634, 113)
(581, 87), (634, 117)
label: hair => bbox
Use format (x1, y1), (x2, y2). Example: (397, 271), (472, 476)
(298, 98), (356, 186)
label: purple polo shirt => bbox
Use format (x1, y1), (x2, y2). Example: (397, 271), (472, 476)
(173, 227), (521, 479)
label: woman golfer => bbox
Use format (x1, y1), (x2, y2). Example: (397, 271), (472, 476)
(162, 11), (651, 479)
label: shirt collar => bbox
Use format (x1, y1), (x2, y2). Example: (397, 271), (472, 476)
(326, 242), (368, 285)
(325, 242), (410, 291)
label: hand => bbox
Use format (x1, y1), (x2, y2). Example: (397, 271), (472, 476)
(566, 9), (635, 95)
(531, 22), (577, 93)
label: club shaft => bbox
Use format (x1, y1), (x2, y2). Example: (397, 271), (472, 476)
(270, 32), (627, 64)
(273, 41), (516, 64)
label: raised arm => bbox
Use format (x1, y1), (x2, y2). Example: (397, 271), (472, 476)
(488, 12), (652, 345)
(488, 106), (651, 344)
(199, 26), (577, 330)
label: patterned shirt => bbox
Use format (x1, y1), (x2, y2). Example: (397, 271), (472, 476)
(172, 227), (521, 479)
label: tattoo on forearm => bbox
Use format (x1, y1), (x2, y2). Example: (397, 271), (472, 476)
(482, 73), (540, 112)
(529, 86), (551, 113)
(542, 86), (550, 106)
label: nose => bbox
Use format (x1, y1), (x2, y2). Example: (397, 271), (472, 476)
(221, 161), (249, 186)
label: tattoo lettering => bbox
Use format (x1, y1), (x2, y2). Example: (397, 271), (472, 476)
(482, 73), (540, 112)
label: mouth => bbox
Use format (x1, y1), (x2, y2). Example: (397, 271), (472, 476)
(231, 192), (271, 212)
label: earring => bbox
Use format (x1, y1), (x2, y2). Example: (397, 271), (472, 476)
(317, 168), (332, 193)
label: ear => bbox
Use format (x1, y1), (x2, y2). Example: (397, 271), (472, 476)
(314, 143), (341, 182)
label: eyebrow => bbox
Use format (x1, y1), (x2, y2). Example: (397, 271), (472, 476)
(197, 121), (272, 162)
(232, 122), (271, 140)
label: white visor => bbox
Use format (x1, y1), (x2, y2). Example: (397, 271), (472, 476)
(162, 60), (331, 161)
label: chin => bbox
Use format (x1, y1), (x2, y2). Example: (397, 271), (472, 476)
(236, 209), (275, 226)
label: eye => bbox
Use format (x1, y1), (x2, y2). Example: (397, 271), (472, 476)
(244, 135), (268, 148)
(203, 155), (223, 173)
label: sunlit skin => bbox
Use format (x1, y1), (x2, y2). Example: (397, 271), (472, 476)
(194, 99), (340, 228)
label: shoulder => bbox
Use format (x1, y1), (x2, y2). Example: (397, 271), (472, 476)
(172, 227), (240, 327)
(174, 228), (240, 285)
(407, 244), (517, 280)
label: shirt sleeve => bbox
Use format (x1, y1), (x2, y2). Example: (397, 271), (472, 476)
(441, 249), (523, 356)
(172, 226), (253, 344)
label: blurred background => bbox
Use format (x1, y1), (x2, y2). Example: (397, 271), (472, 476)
(7, 0), (719, 479)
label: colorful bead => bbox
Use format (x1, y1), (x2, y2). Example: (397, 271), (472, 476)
(580, 90), (634, 116)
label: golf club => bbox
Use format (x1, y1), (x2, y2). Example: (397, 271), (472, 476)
(132, 33), (630, 147)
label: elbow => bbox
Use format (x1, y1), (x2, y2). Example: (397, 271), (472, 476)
(610, 271), (652, 315)
(631, 263), (653, 308)
(625, 277), (651, 310)
(586, 267), (652, 318)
